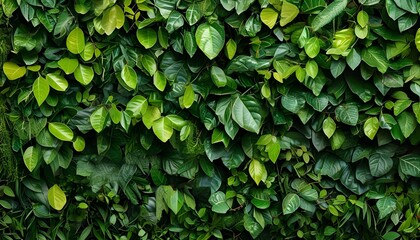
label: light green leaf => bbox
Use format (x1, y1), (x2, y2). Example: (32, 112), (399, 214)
(249, 159), (267, 185)
(81, 42), (95, 61)
(232, 95), (265, 133)
(196, 22), (225, 60)
(136, 28), (157, 49)
(416, 28), (420, 53)
(183, 84), (195, 109)
(376, 196), (396, 219)
(282, 193), (301, 215)
(3, 62), (26, 80)
(48, 184), (67, 211)
(2, 0), (19, 17)
(361, 46), (389, 74)
(306, 60), (318, 78)
(211, 66), (227, 87)
(48, 122), (74, 141)
(260, 8), (278, 29)
(323, 117), (336, 139)
(166, 10), (184, 34)
(311, 0), (347, 31)
(142, 106), (161, 129)
(304, 37), (320, 58)
(46, 73), (68, 91)
(23, 146), (40, 172)
(225, 38), (237, 60)
(73, 136), (85, 152)
(399, 154), (420, 177)
(152, 117), (173, 142)
(369, 153), (393, 177)
(280, 1), (299, 26)
(397, 111), (416, 138)
(74, 64), (94, 85)
(33, 76), (50, 106)
(153, 71), (167, 91)
(209, 191), (230, 213)
(267, 141), (281, 163)
(335, 104), (359, 126)
(90, 106), (108, 133)
(393, 99), (411, 116)
(184, 31), (197, 58)
(357, 10), (369, 28)
(126, 95), (148, 118)
(364, 117), (379, 140)
(346, 48), (361, 70)
(58, 58), (79, 75)
(141, 54), (157, 76)
(66, 27), (85, 54)
(102, 5), (124, 35)
(121, 64), (137, 90)
(186, 3), (201, 25)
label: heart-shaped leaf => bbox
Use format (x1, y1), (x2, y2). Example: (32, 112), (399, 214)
(196, 22), (225, 60)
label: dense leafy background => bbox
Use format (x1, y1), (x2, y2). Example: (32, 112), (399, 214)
(1, 0), (420, 239)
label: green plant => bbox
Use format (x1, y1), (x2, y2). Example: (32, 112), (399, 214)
(1, 0), (420, 239)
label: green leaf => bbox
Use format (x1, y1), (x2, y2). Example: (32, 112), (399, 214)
(48, 122), (74, 141)
(335, 104), (359, 126)
(166, 10), (184, 34)
(141, 54), (157, 76)
(249, 159), (267, 185)
(281, 93), (305, 113)
(397, 111), (416, 138)
(46, 73), (68, 91)
(74, 64), (94, 85)
(415, 28), (420, 53)
(311, 0), (348, 31)
(385, 0), (406, 20)
(183, 31), (197, 58)
(183, 84), (195, 109)
(126, 95), (148, 118)
(280, 1), (299, 26)
(211, 66), (227, 87)
(153, 71), (167, 91)
(90, 106), (108, 133)
(73, 136), (85, 152)
(364, 117), (379, 140)
(393, 99), (411, 116)
(282, 193), (301, 215)
(102, 5), (124, 35)
(58, 58), (79, 75)
(267, 141), (281, 163)
(306, 60), (318, 78)
(209, 191), (230, 213)
(369, 153), (393, 177)
(330, 59), (346, 78)
(48, 184), (67, 211)
(32, 76), (50, 106)
(393, 0), (417, 14)
(162, 185), (184, 214)
(398, 14), (417, 32)
(186, 3), (201, 25)
(361, 46), (389, 74)
(66, 27), (85, 54)
(121, 64), (137, 90)
(399, 154), (420, 177)
(260, 8), (278, 29)
(357, 10), (369, 28)
(346, 48), (361, 70)
(3, 62), (26, 80)
(376, 196), (396, 219)
(152, 117), (173, 142)
(382, 232), (400, 240)
(23, 146), (40, 172)
(196, 22), (225, 60)
(235, 0), (255, 15)
(136, 28), (157, 49)
(244, 214), (263, 239)
(2, 0), (19, 17)
(142, 106), (161, 129)
(232, 95), (265, 133)
(322, 117), (336, 139)
(304, 37), (320, 58)
(225, 38), (237, 60)
(13, 27), (36, 52)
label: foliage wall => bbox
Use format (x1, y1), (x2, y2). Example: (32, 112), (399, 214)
(1, 0), (420, 239)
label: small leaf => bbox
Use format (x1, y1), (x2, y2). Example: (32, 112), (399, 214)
(3, 62), (26, 80)
(73, 136), (86, 152)
(260, 8), (278, 29)
(152, 117), (173, 142)
(322, 116), (336, 139)
(183, 84), (195, 109)
(304, 37), (320, 58)
(136, 28), (157, 49)
(346, 48), (361, 70)
(209, 191), (230, 213)
(90, 106), (108, 133)
(225, 39), (237, 60)
(282, 193), (301, 215)
(249, 159), (267, 185)
(153, 71), (167, 91)
(376, 196), (396, 219)
(364, 117), (379, 140)
(126, 95), (148, 118)
(48, 122), (74, 141)
(23, 146), (40, 172)
(121, 64), (137, 90)
(48, 184), (67, 211)
(32, 76), (50, 106)
(211, 66), (227, 87)
(66, 27), (85, 54)
(357, 10), (369, 28)
(46, 73), (68, 91)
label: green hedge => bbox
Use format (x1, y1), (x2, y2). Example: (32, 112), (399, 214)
(1, 0), (420, 239)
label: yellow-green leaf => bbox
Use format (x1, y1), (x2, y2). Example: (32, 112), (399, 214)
(32, 76), (50, 106)
(260, 8), (278, 29)
(48, 184), (67, 211)
(183, 84), (195, 109)
(23, 146), (40, 172)
(66, 27), (85, 54)
(48, 122), (74, 141)
(249, 159), (267, 186)
(280, 1), (299, 26)
(3, 62), (26, 80)
(152, 117), (173, 142)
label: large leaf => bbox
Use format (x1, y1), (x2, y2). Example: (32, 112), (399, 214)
(249, 159), (267, 185)
(48, 122), (74, 141)
(369, 153), (393, 177)
(136, 28), (157, 49)
(121, 64), (138, 90)
(393, 0), (417, 14)
(3, 62), (26, 80)
(46, 73), (68, 91)
(32, 76), (50, 106)
(23, 146), (40, 172)
(66, 27), (85, 54)
(162, 185), (184, 214)
(399, 154), (420, 177)
(126, 95), (148, 118)
(280, 1), (299, 26)
(232, 95), (265, 133)
(397, 111), (416, 138)
(74, 64), (94, 85)
(311, 0), (348, 31)
(90, 106), (108, 133)
(282, 193), (301, 215)
(57, 58), (78, 74)
(48, 184), (67, 211)
(152, 117), (173, 142)
(335, 104), (359, 126)
(195, 22), (225, 60)
(208, 191), (230, 213)
(376, 196), (396, 219)
(362, 46), (389, 74)
(260, 8), (278, 29)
